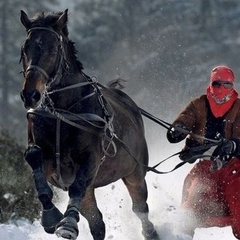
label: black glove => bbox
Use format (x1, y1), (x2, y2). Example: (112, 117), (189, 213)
(212, 139), (236, 162)
(179, 149), (195, 163)
(167, 123), (187, 143)
(179, 138), (206, 163)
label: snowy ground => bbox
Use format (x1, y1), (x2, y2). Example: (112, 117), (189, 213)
(0, 139), (237, 240)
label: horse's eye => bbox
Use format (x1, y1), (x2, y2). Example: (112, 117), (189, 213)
(37, 43), (42, 49)
(22, 39), (30, 52)
(47, 45), (58, 56)
(49, 48), (57, 56)
(36, 43), (44, 54)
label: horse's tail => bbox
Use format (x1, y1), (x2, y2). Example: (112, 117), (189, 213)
(106, 78), (127, 89)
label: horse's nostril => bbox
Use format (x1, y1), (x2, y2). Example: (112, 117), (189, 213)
(32, 90), (41, 102)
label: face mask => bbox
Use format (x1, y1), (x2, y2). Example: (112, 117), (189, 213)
(206, 85), (238, 117)
(210, 81), (234, 104)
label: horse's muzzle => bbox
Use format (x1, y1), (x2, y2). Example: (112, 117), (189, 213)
(20, 89), (42, 109)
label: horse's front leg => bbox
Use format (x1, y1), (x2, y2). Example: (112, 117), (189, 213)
(24, 144), (63, 233)
(55, 165), (89, 240)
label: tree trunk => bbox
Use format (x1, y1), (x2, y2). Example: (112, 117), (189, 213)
(0, 0), (10, 125)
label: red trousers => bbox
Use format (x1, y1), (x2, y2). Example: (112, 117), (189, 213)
(181, 158), (240, 239)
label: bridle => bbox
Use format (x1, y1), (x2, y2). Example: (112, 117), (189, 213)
(21, 26), (67, 88)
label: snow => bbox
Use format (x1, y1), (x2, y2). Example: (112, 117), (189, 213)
(0, 140), (237, 240)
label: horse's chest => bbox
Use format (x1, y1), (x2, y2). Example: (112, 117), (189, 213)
(32, 119), (71, 146)
(44, 152), (77, 190)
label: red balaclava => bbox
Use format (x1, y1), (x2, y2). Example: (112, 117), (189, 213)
(206, 65), (238, 118)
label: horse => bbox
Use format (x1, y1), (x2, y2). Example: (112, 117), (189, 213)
(19, 10), (160, 240)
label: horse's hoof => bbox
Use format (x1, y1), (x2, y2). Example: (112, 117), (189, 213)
(41, 206), (63, 233)
(55, 216), (79, 240)
(143, 229), (160, 240)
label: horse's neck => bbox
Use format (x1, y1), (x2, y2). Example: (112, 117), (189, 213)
(49, 41), (102, 113)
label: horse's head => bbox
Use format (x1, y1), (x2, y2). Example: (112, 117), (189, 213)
(20, 10), (68, 109)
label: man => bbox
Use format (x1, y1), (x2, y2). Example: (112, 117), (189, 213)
(167, 65), (240, 239)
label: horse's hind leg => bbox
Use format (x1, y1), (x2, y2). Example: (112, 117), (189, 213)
(24, 144), (63, 233)
(79, 187), (105, 240)
(123, 177), (160, 240)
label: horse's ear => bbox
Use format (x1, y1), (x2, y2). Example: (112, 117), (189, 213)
(20, 10), (31, 29)
(55, 9), (68, 31)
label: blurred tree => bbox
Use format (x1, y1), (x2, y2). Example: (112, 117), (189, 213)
(0, 129), (40, 223)
(0, 1), (60, 224)
(70, 0), (150, 70)
(0, 129), (60, 223)
(0, 0), (59, 141)
(66, 0), (240, 118)
(1, 0), (240, 135)
(0, 0), (9, 124)
(199, 0), (213, 30)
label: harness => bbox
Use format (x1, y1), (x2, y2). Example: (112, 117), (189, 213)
(23, 27), (118, 187)
(97, 83), (224, 173)
(27, 77), (118, 187)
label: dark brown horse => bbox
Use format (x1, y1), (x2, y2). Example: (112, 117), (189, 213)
(19, 10), (159, 240)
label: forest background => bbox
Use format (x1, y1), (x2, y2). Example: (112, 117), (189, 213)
(1, 0), (240, 223)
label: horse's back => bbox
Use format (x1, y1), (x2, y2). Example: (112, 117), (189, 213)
(102, 87), (144, 130)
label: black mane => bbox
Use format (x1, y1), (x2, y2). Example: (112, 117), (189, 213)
(31, 11), (69, 36)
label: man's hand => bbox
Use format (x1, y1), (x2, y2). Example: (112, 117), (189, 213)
(168, 125), (183, 139)
(212, 139), (236, 162)
(167, 123), (187, 143)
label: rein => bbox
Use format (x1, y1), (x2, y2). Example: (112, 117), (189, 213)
(27, 107), (107, 135)
(138, 111), (223, 173)
(27, 76), (221, 175)
(96, 82), (222, 174)
(23, 26), (220, 174)
(140, 107), (220, 144)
